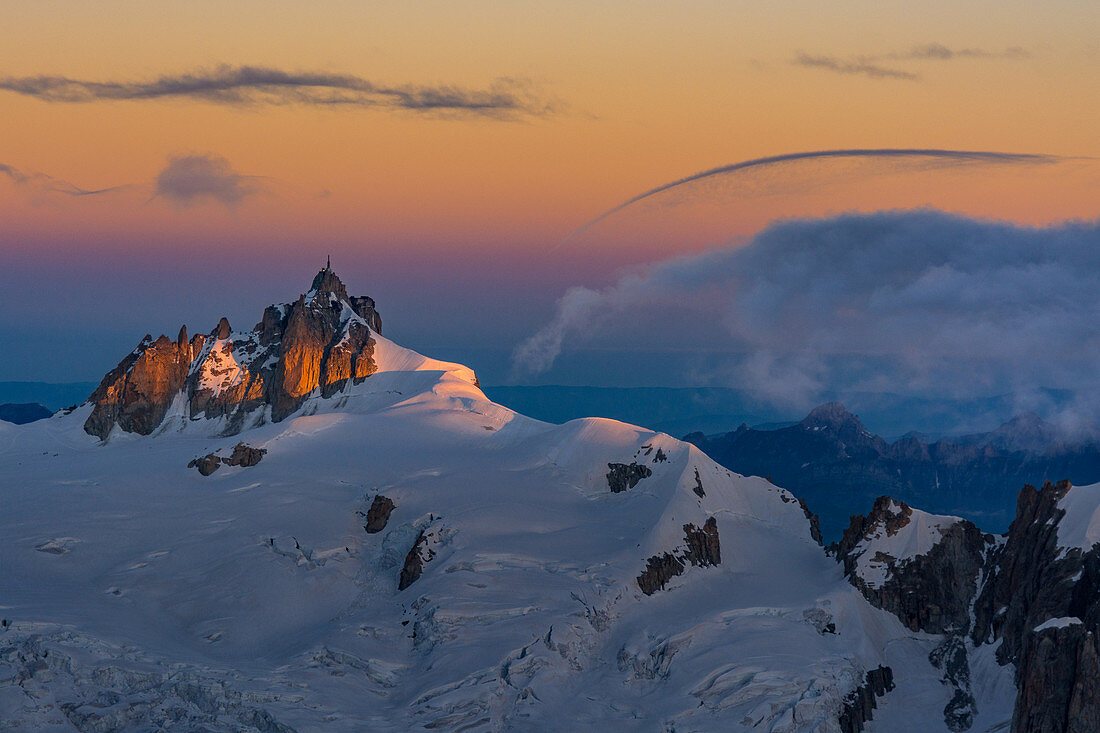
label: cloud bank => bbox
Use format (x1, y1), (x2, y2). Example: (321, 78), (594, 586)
(0, 65), (554, 118)
(154, 154), (261, 206)
(520, 211), (1100, 422)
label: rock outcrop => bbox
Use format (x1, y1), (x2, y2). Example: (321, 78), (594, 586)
(399, 530), (434, 591)
(637, 517), (721, 594)
(362, 495), (395, 534)
(606, 462), (652, 493)
(838, 666), (894, 733)
(84, 268), (382, 439)
(188, 443), (267, 475)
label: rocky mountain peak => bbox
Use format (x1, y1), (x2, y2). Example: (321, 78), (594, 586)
(800, 401), (863, 432)
(83, 269), (384, 440)
(309, 265), (350, 303)
(981, 412), (1064, 454)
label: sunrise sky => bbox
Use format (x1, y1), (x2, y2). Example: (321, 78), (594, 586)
(2, 0), (1099, 390)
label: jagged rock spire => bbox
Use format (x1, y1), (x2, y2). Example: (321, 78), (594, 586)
(83, 269), (383, 439)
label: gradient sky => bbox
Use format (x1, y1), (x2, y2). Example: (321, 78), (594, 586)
(2, 0), (1099, 388)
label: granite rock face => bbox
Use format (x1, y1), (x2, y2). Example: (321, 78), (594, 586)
(84, 268), (381, 439)
(837, 496), (992, 634)
(85, 329), (204, 440)
(969, 479), (1100, 732)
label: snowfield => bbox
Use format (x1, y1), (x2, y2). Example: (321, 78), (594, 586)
(0, 333), (1012, 731)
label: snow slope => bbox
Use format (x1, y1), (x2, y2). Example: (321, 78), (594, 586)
(0, 335), (1002, 731)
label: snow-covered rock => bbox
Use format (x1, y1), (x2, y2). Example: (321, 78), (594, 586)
(0, 272), (1013, 731)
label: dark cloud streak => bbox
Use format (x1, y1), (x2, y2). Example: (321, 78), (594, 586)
(795, 54), (917, 80)
(0, 65), (554, 118)
(797, 44), (1029, 79)
(0, 161), (125, 196)
(557, 148), (1060, 247)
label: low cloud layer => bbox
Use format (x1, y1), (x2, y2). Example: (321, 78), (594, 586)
(795, 44), (1028, 80)
(154, 154), (261, 206)
(0, 65), (554, 118)
(520, 211), (1100, 424)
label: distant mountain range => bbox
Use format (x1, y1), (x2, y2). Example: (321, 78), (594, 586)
(685, 402), (1100, 538)
(0, 381), (96, 411)
(0, 403), (53, 425)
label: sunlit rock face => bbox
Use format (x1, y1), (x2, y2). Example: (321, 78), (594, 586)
(84, 328), (205, 440)
(84, 268), (381, 439)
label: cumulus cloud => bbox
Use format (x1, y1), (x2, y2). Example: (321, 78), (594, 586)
(519, 210), (1100, 422)
(796, 44), (1029, 80)
(154, 154), (262, 206)
(0, 65), (555, 118)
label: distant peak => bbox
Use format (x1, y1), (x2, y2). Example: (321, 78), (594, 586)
(801, 401), (862, 431)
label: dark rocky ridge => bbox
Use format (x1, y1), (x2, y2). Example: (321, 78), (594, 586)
(636, 517), (721, 594)
(686, 402), (1100, 537)
(839, 480), (1100, 732)
(84, 268), (382, 440)
(969, 479), (1100, 732)
(399, 530), (434, 591)
(838, 666), (895, 733)
(606, 462), (652, 493)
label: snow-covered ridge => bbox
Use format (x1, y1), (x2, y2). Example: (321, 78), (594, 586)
(845, 499), (963, 590)
(1, 271), (1019, 731)
(1055, 481), (1100, 554)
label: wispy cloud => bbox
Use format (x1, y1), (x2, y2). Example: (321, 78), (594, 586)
(795, 44), (1029, 80)
(557, 148), (1060, 247)
(0, 65), (556, 119)
(795, 54), (917, 80)
(896, 43), (1029, 61)
(0, 162), (125, 196)
(153, 154), (262, 207)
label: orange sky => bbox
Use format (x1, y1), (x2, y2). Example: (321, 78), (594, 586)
(2, 0), (1098, 264)
(2, 1), (1099, 384)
